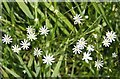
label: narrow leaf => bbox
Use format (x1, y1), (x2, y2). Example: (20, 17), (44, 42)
(44, 2), (74, 31)
(2, 65), (21, 77)
(2, 2), (10, 14)
(16, 55), (33, 78)
(52, 55), (64, 77)
(16, 0), (34, 19)
(1, 68), (9, 78)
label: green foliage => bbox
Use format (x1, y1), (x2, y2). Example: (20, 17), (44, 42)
(1, 1), (120, 78)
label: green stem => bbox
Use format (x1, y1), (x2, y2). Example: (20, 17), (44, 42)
(71, 59), (75, 77)
(34, 2), (38, 26)
(96, 69), (99, 77)
(65, 54), (68, 75)
(48, 66), (51, 77)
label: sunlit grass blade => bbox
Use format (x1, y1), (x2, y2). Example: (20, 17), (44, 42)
(52, 55), (64, 77)
(44, 2), (74, 31)
(98, 3), (113, 31)
(28, 55), (34, 68)
(2, 65), (21, 77)
(1, 67), (9, 78)
(2, 2), (10, 14)
(48, 13), (70, 36)
(16, 55), (33, 78)
(92, 3), (101, 14)
(16, 0), (34, 19)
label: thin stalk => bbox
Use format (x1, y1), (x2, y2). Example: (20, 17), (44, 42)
(65, 54), (68, 75)
(48, 66), (51, 77)
(71, 58), (75, 77)
(34, 2), (38, 26)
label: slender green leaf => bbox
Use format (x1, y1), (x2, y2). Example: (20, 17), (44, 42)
(2, 65), (21, 77)
(1, 68), (9, 78)
(16, 55), (33, 78)
(48, 13), (69, 36)
(28, 55), (34, 68)
(2, 2), (10, 14)
(16, 0), (34, 19)
(92, 3), (101, 14)
(44, 2), (74, 31)
(98, 4), (113, 31)
(52, 55), (64, 77)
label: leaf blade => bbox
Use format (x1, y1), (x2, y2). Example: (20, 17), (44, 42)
(52, 55), (64, 77)
(16, 0), (34, 19)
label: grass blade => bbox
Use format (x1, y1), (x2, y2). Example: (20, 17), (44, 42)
(48, 13), (70, 36)
(16, 55), (33, 78)
(16, 0), (34, 19)
(28, 55), (34, 68)
(52, 55), (64, 77)
(0, 67), (9, 78)
(98, 3), (113, 31)
(2, 2), (10, 14)
(92, 3), (101, 14)
(2, 65), (21, 77)
(44, 2), (74, 31)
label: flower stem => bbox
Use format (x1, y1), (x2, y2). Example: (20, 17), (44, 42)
(65, 54), (68, 75)
(71, 59), (75, 77)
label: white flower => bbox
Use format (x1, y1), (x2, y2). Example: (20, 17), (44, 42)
(82, 52), (92, 63)
(87, 45), (94, 53)
(2, 34), (12, 44)
(72, 45), (82, 54)
(102, 37), (111, 47)
(34, 48), (42, 57)
(76, 37), (87, 49)
(23, 70), (26, 74)
(73, 14), (83, 25)
(85, 15), (89, 19)
(112, 52), (117, 58)
(20, 39), (30, 50)
(26, 26), (35, 34)
(27, 33), (37, 41)
(93, 33), (97, 38)
(12, 45), (21, 53)
(95, 60), (104, 70)
(106, 31), (117, 43)
(43, 54), (55, 65)
(34, 18), (38, 22)
(39, 25), (50, 36)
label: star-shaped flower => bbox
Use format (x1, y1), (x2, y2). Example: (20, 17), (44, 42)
(20, 39), (30, 50)
(106, 31), (117, 43)
(2, 34), (12, 44)
(72, 45), (82, 54)
(43, 54), (55, 65)
(76, 37), (87, 50)
(39, 25), (50, 36)
(102, 37), (111, 47)
(34, 48), (42, 57)
(95, 60), (104, 70)
(112, 52), (117, 58)
(27, 33), (37, 41)
(12, 45), (21, 54)
(73, 14), (84, 25)
(82, 52), (92, 63)
(87, 45), (94, 53)
(26, 26), (35, 34)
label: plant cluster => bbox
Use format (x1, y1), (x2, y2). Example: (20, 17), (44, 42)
(0, 1), (120, 78)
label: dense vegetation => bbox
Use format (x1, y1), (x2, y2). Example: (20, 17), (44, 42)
(0, 1), (120, 78)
